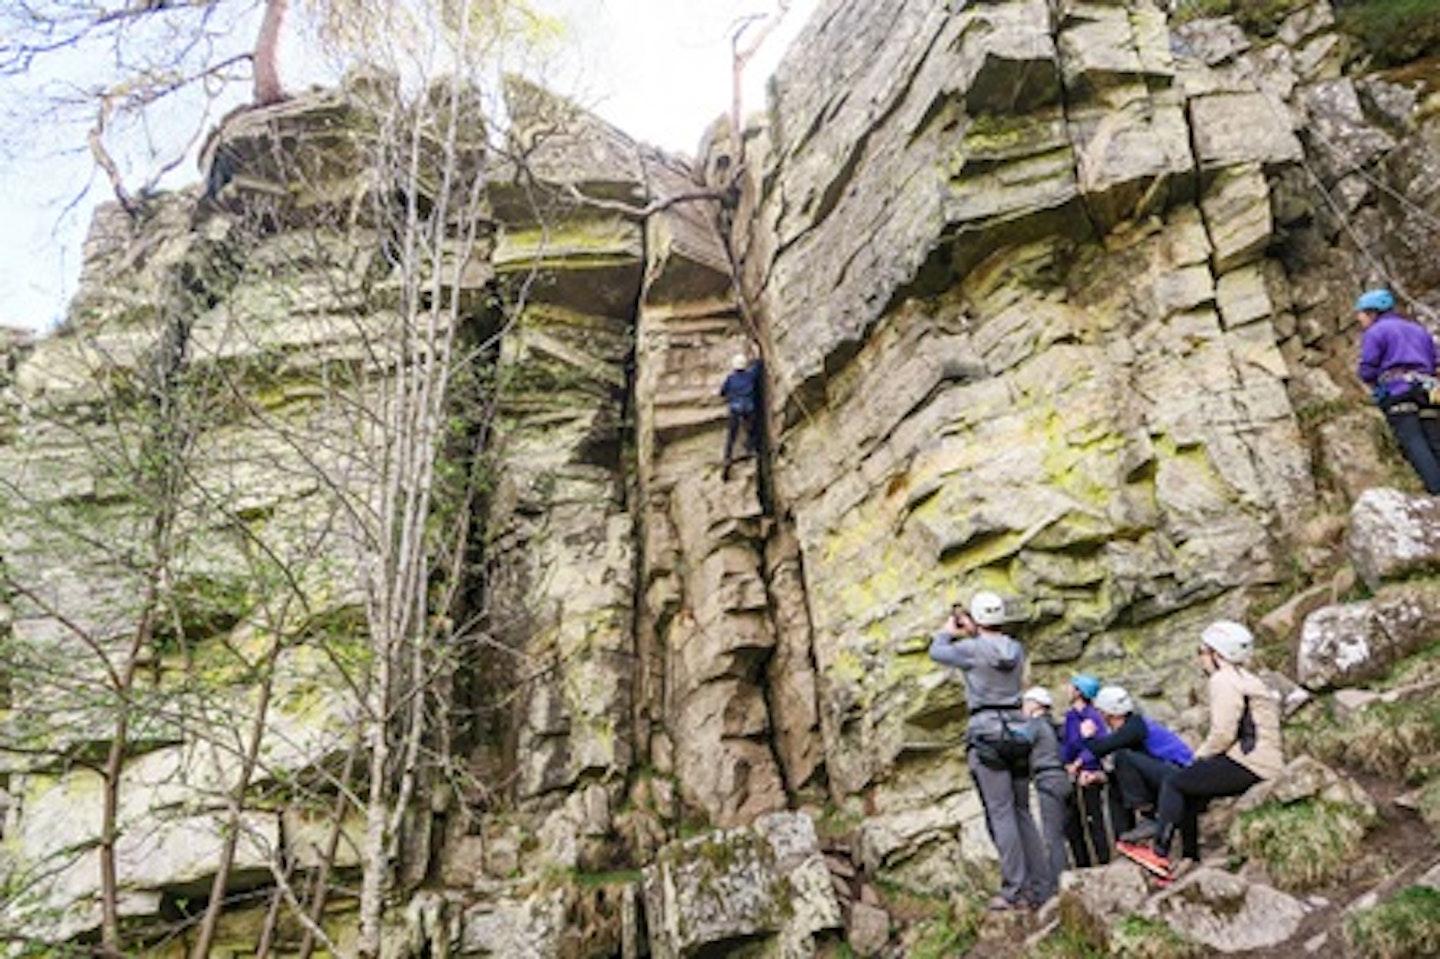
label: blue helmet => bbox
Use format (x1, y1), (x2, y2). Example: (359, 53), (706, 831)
(1071, 673), (1101, 700)
(1355, 289), (1396, 313)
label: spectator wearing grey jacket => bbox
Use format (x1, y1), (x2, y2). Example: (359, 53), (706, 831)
(1022, 686), (1069, 903)
(930, 591), (1048, 911)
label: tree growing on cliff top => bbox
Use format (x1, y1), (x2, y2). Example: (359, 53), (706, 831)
(0, 3), (551, 956)
(0, 0), (558, 214)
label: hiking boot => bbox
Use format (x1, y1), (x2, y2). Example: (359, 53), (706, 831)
(1119, 819), (1159, 843)
(1116, 840), (1174, 878)
(985, 894), (1029, 912)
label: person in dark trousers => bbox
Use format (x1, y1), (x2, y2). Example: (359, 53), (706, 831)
(1355, 288), (1440, 493)
(1022, 686), (1068, 903)
(719, 353), (763, 479)
(929, 591), (1048, 911)
(1119, 621), (1285, 877)
(1061, 673), (1112, 866)
(1079, 686), (1193, 841)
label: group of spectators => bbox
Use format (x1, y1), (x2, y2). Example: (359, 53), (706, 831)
(930, 595), (1284, 910)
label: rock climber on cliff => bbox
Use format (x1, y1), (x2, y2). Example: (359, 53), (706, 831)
(719, 352), (763, 479)
(1118, 621), (1284, 878)
(930, 592), (1048, 910)
(1355, 288), (1440, 494)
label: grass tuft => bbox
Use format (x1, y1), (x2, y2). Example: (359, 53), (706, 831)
(1228, 797), (1375, 891)
(1416, 777), (1440, 834)
(905, 896), (981, 959)
(1288, 697), (1440, 782)
(1345, 885), (1440, 958)
(1110, 915), (1205, 959)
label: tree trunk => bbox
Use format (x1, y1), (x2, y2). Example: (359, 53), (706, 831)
(188, 634), (284, 959)
(253, 0), (289, 105)
(98, 583), (161, 957)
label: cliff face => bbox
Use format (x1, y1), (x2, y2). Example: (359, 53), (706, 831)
(3, 1), (1440, 955)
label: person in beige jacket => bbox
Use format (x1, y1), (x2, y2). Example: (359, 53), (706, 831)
(1118, 620), (1284, 876)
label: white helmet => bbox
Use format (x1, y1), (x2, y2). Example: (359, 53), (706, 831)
(968, 591), (1007, 626)
(1023, 686), (1053, 709)
(1201, 620), (1254, 664)
(731, 353), (749, 370)
(1094, 685), (1134, 716)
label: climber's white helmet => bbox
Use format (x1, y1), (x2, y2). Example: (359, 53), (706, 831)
(1023, 686), (1053, 709)
(731, 353), (749, 370)
(968, 591), (1007, 627)
(1094, 686), (1135, 717)
(1201, 620), (1255, 665)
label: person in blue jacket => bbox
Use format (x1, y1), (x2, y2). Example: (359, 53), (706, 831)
(1079, 686), (1194, 842)
(719, 353), (763, 479)
(1061, 674), (1112, 866)
(1355, 288), (1440, 493)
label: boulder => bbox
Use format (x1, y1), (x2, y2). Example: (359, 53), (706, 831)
(1233, 756), (1376, 819)
(642, 812), (842, 959)
(460, 888), (571, 956)
(1190, 92), (1304, 170)
(1298, 584), (1440, 688)
(1055, 860), (1152, 946)
(846, 900), (892, 957)
(1348, 487), (1440, 589)
(1145, 866), (1307, 953)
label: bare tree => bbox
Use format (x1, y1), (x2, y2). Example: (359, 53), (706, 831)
(729, 1), (792, 160)
(0, 0), (570, 950)
(255, 0), (291, 104)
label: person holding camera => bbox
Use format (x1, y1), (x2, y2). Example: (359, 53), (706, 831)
(930, 591), (1048, 910)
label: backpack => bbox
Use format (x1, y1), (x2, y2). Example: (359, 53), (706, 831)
(970, 718), (1034, 772)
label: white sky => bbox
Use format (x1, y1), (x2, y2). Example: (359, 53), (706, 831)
(0, 0), (819, 333)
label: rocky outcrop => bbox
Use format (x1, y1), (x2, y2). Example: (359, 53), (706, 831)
(738, 0), (1353, 833)
(1149, 867), (1309, 952)
(1293, 488), (1440, 689)
(7, 0), (1440, 955)
(1297, 583), (1440, 688)
(1059, 861), (1310, 955)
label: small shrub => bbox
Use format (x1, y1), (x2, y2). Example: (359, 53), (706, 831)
(1345, 885), (1440, 958)
(1172, 0), (1308, 35)
(1228, 797), (1374, 891)
(1335, 0), (1440, 68)
(1172, 1), (1440, 68)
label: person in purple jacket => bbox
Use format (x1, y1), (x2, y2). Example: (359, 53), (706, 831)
(1355, 288), (1440, 493)
(1061, 674), (1112, 866)
(1079, 686), (1194, 842)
